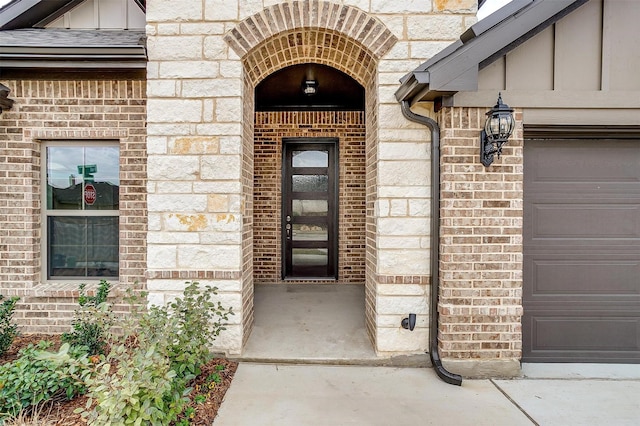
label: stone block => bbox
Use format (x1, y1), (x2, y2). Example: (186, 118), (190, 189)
(147, 245), (177, 269)
(147, 80), (178, 97)
(378, 236), (422, 249)
(148, 36), (203, 60)
(378, 217), (429, 236)
(371, 0), (432, 13)
(378, 142), (431, 162)
(219, 60), (243, 78)
(379, 185), (430, 198)
(215, 97), (243, 122)
(177, 245), (241, 270)
(219, 136), (243, 154)
(376, 327), (429, 353)
(410, 41), (453, 59)
(377, 295), (429, 315)
(378, 160), (429, 186)
(192, 181), (242, 194)
(169, 136), (220, 154)
(377, 313), (429, 328)
(182, 79), (243, 98)
(159, 61), (220, 79)
(209, 324), (242, 355)
(204, 36), (229, 59)
(407, 15), (464, 40)
(434, 0), (477, 13)
(378, 249), (430, 275)
(378, 284), (429, 296)
(147, 156), (199, 181)
(148, 231), (200, 244)
(147, 194), (208, 212)
(204, 0), (239, 21)
(155, 181), (194, 194)
(201, 155), (241, 180)
(163, 213), (241, 232)
(147, 99), (202, 123)
(146, 123), (192, 136)
(180, 23), (225, 35)
(200, 232), (243, 245)
(409, 199), (430, 216)
(196, 123), (243, 136)
(147, 0), (203, 22)
(146, 136), (168, 154)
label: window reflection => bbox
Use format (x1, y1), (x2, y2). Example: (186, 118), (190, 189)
(292, 150), (328, 167)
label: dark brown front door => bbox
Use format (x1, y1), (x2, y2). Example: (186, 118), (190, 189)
(523, 138), (640, 363)
(282, 138), (338, 279)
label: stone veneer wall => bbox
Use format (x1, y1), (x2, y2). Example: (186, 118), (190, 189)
(437, 106), (524, 377)
(253, 111), (366, 284)
(146, 0), (477, 355)
(0, 78), (147, 332)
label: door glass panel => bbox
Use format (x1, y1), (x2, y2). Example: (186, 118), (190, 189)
(292, 150), (328, 167)
(292, 248), (328, 266)
(292, 175), (328, 192)
(292, 223), (328, 241)
(292, 199), (328, 217)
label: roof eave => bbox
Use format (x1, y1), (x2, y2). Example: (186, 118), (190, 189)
(395, 0), (589, 104)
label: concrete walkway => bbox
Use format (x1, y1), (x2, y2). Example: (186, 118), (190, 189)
(213, 363), (640, 426)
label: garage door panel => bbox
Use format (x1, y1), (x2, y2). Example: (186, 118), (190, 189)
(524, 137), (640, 362)
(526, 259), (640, 296)
(528, 204), (640, 239)
(527, 313), (640, 356)
(526, 139), (640, 184)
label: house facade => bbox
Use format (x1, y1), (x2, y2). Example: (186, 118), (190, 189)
(1, 0), (638, 379)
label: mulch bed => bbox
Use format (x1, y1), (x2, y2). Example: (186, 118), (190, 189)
(0, 334), (237, 425)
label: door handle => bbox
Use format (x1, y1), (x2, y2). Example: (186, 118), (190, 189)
(286, 223), (291, 240)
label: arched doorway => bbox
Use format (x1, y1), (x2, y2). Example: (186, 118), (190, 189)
(225, 2), (397, 356)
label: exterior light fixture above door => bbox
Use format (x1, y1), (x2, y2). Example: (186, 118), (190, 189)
(480, 93), (515, 167)
(302, 79), (318, 96)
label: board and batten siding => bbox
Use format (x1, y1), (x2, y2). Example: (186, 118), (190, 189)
(450, 0), (640, 125)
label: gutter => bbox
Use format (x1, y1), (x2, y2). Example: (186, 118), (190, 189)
(400, 101), (462, 386)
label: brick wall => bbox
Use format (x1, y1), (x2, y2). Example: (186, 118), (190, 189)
(0, 77), (147, 333)
(253, 111), (366, 284)
(437, 106), (523, 377)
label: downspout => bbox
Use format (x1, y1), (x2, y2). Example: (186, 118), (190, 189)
(400, 101), (462, 386)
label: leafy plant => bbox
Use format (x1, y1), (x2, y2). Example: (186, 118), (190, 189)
(0, 295), (19, 357)
(78, 281), (233, 425)
(0, 342), (88, 419)
(62, 280), (113, 355)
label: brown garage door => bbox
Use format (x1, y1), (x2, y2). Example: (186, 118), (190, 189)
(523, 138), (640, 363)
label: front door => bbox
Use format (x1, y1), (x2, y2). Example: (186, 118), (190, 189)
(282, 138), (338, 279)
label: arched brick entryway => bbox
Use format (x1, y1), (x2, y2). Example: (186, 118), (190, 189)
(225, 1), (396, 348)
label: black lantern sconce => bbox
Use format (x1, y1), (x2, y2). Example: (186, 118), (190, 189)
(480, 93), (515, 167)
(302, 79), (318, 96)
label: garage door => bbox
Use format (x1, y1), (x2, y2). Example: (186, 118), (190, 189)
(523, 138), (640, 363)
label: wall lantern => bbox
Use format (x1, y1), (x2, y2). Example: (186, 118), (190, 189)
(480, 93), (515, 167)
(302, 79), (318, 96)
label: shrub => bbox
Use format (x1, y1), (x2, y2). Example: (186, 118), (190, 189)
(0, 295), (19, 357)
(0, 342), (88, 419)
(79, 281), (233, 425)
(62, 281), (113, 355)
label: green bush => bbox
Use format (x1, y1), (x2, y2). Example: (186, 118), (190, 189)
(0, 342), (88, 419)
(0, 295), (19, 357)
(62, 280), (113, 355)
(79, 281), (234, 425)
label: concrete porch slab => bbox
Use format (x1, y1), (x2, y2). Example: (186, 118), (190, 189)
(236, 284), (429, 367)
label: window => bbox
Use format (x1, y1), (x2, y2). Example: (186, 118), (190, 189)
(44, 143), (119, 279)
